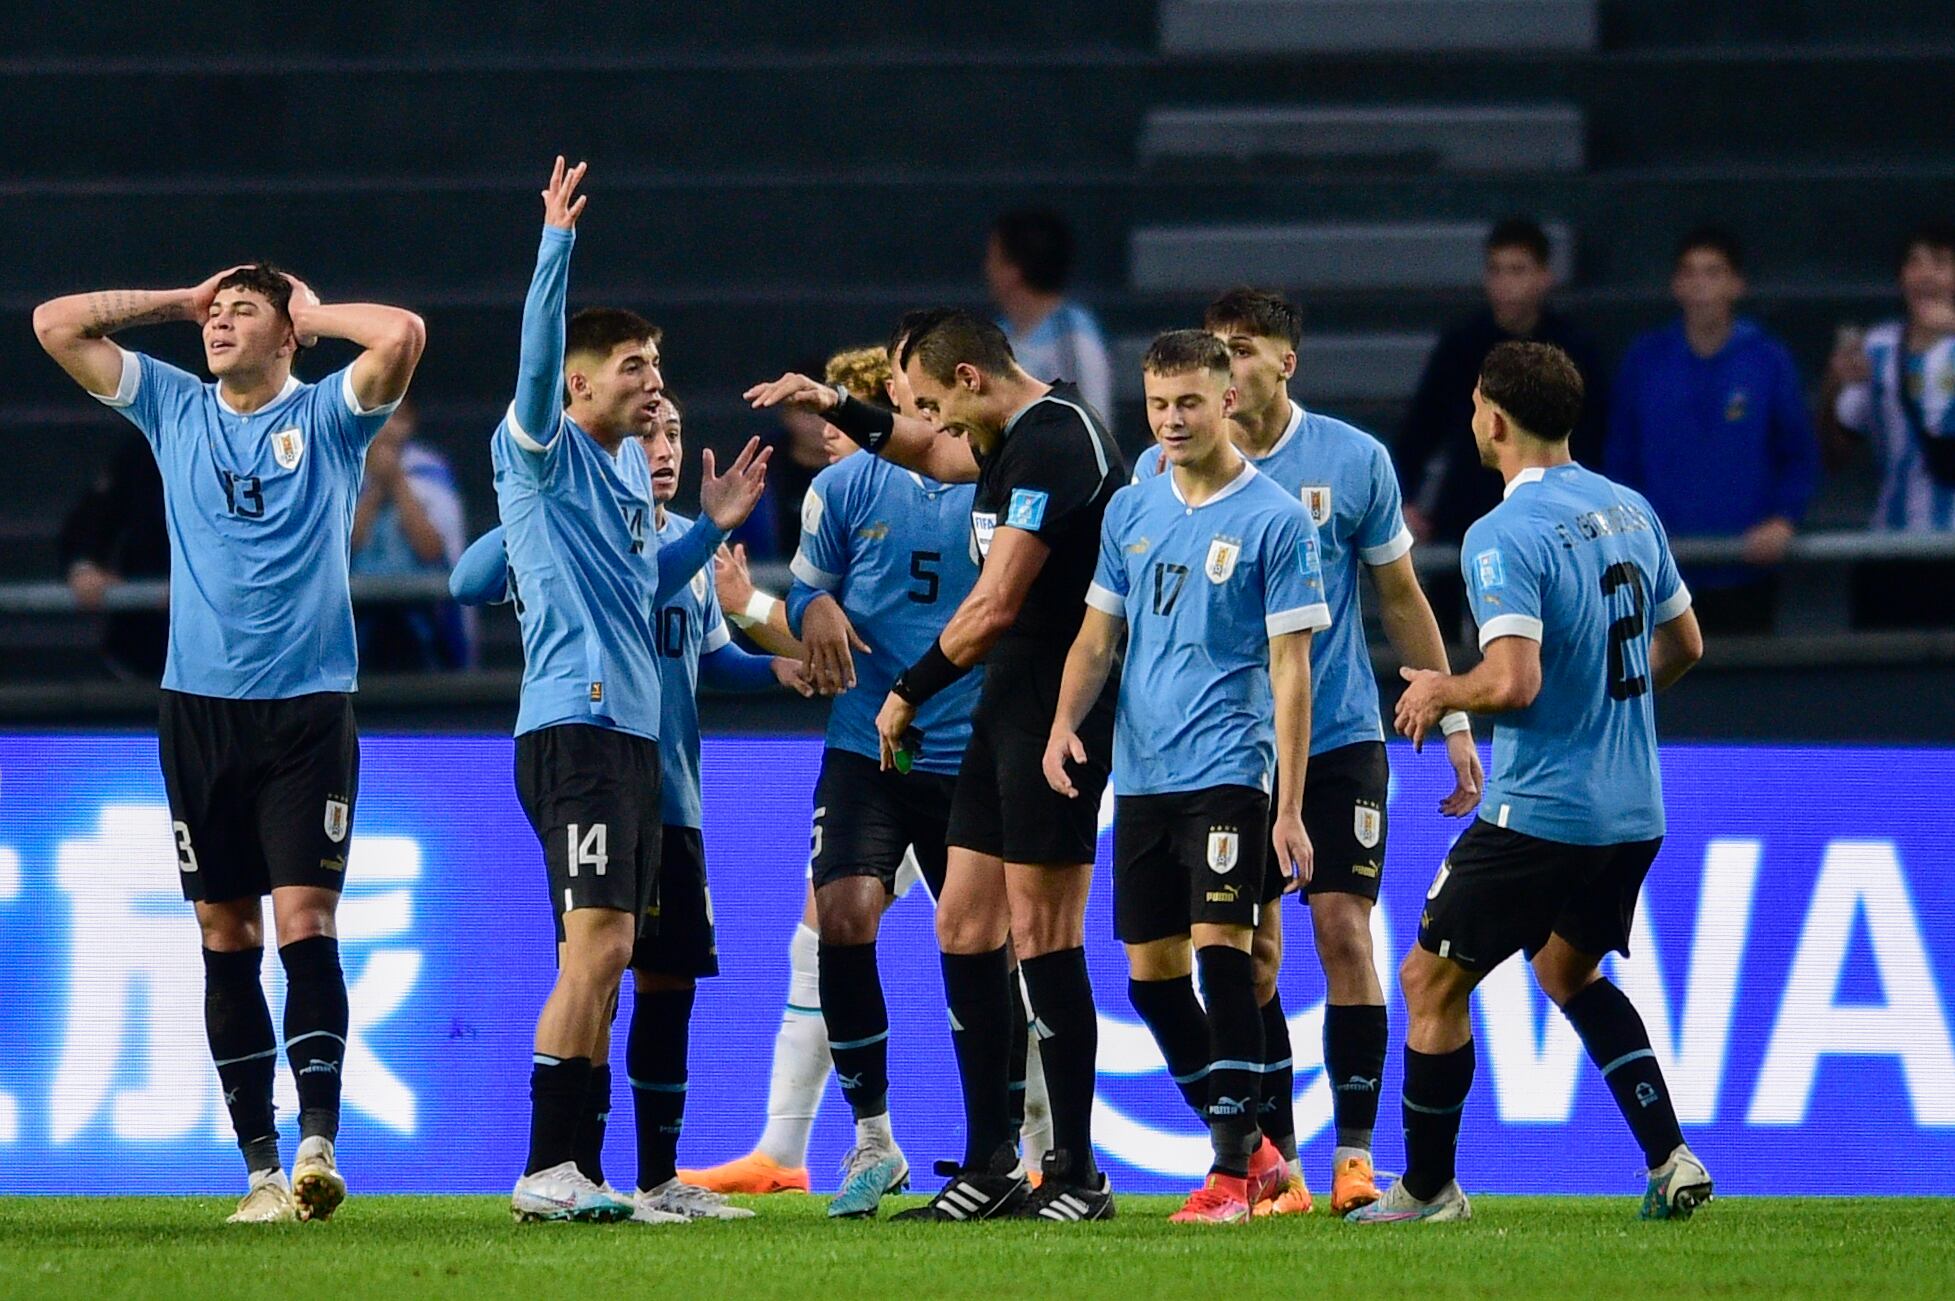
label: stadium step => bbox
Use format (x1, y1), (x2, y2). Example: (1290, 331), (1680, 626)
(1158, 0), (1597, 55)
(1605, 0), (1955, 49)
(1138, 104), (1586, 174)
(1130, 220), (1577, 293)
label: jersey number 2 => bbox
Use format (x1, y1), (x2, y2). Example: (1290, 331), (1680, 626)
(1601, 561), (1649, 701)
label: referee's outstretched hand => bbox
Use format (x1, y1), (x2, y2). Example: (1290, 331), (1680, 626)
(1042, 729), (1087, 799)
(744, 372), (840, 415)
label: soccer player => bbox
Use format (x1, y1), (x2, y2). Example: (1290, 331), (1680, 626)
(34, 260), (426, 1222)
(1132, 288), (1483, 1214)
(747, 309), (1127, 1221)
(1350, 342), (1709, 1224)
(493, 159), (769, 1223)
(1045, 331), (1326, 1224)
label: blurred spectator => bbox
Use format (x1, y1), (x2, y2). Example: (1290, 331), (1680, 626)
(1398, 217), (1609, 546)
(349, 400), (472, 669)
(985, 207), (1114, 421)
(56, 429), (168, 679)
(1823, 221), (1955, 628)
(1607, 227), (1817, 634)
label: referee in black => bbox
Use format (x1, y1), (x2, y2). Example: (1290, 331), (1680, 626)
(747, 310), (1125, 1221)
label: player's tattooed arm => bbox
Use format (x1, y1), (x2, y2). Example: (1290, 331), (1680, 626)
(31, 267), (239, 396)
(1268, 628), (1316, 890)
(1042, 604), (1123, 799)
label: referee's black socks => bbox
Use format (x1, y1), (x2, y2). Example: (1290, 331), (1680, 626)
(1401, 1040), (1474, 1201)
(202, 946), (281, 1174)
(629, 985), (695, 1191)
(279, 935), (347, 1144)
(942, 946), (1014, 1171)
(1020, 947), (1099, 1184)
(1561, 978), (1685, 1168)
(1195, 946), (1262, 1177)
(1128, 974), (1211, 1115)
(818, 940), (890, 1121)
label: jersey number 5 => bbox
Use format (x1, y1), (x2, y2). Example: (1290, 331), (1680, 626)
(1601, 561), (1649, 701)
(908, 551), (941, 603)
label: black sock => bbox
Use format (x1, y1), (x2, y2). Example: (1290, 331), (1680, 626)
(1007, 975), (1029, 1133)
(1195, 946), (1263, 1176)
(278, 936), (348, 1144)
(628, 985), (695, 1190)
(942, 947), (1014, 1171)
(1401, 1041), (1474, 1201)
(1562, 979), (1685, 1168)
(526, 1054), (592, 1177)
(1259, 990), (1298, 1162)
(203, 947), (281, 1173)
(576, 1062), (611, 1185)
(1325, 1002), (1388, 1153)
(1128, 975), (1211, 1116)
(819, 940), (890, 1121)
(1021, 947), (1099, 1184)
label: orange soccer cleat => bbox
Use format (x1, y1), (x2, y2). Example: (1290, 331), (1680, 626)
(1253, 1169), (1315, 1217)
(1329, 1152), (1381, 1216)
(1247, 1136), (1288, 1206)
(675, 1151), (810, 1196)
(1169, 1172), (1254, 1225)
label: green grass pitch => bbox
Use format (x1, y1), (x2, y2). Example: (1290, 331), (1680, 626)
(5, 1194), (1952, 1298)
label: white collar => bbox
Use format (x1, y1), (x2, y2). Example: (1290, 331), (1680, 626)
(1244, 399), (1304, 463)
(1168, 456), (1258, 508)
(216, 372), (303, 416)
(1504, 466), (1549, 499)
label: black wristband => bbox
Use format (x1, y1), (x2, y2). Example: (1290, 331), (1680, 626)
(828, 389), (896, 453)
(892, 639), (971, 706)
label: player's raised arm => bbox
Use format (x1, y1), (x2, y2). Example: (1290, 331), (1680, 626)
(1041, 603), (1123, 799)
(743, 370), (978, 483)
(507, 156), (587, 448)
(32, 266), (240, 396)
(282, 274), (425, 413)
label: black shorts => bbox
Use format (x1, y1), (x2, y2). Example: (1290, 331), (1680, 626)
(947, 645), (1113, 866)
(631, 825), (719, 979)
(1417, 819), (1663, 972)
(1113, 785), (1269, 944)
(158, 690), (360, 904)
(809, 748), (955, 899)
(1301, 740), (1389, 902)
(515, 723), (663, 943)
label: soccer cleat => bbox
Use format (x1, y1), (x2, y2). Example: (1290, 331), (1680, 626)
(1641, 1145), (1714, 1221)
(511, 1161), (635, 1223)
(1253, 1171), (1316, 1218)
(677, 1151), (811, 1195)
(636, 1177), (757, 1221)
(291, 1135), (346, 1223)
(1169, 1172), (1254, 1225)
(828, 1136), (911, 1219)
(890, 1158), (1031, 1222)
(1247, 1137), (1288, 1206)
(1328, 1153), (1379, 1216)
(1343, 1176), (1471, 1224)
(227, 1168), (297, 1224)
(1015, 1151), (1115, 1222)
(605, 1183), (686, 1225)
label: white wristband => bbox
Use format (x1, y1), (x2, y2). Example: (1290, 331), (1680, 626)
(730, 590), (780, 629)
(1439, 711), (1472, 737)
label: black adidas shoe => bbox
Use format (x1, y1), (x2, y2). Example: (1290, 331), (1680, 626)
(1016, 1151), (1115, 1222)
(890, 1158), (1031, 1222)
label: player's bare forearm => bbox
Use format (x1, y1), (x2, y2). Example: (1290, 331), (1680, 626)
(1373, 553), (1453, 674)
(33, 289), (194, 395)
(1269, 630), (1313, 818)
(1430, 638), (1542, 715)
(1651, 609), (1704, 692)
(742, 601), (805, 659)
(1053, 608), (1121, 739)
(297, 302), (426, 410)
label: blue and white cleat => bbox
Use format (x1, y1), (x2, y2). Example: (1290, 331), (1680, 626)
(829, 1135), (911, 1218)
(1344, 1177), (1471, 1223)
(636, 1177), (757, 1220)
(1641, 1145), (1713, 1221)
(511, 1161), (635, 1223)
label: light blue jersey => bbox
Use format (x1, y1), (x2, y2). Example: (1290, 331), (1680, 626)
(1463, 464), (1691, 845)
(493, 225), (664, 742)
(653, 511), (730, 828)
(1136, 400), (1411, 754)
(1088, 462), (1330, 796)
(788, 453), (980, 775)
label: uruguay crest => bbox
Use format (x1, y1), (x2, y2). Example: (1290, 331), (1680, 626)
(1354, 802), (1382, 849)
(1301, 485), (1332, 527)
(1205, 538), (1240, 584)
(271, 427), (305, 471)
(323, 797), (349, 844)
(1206, 828), (1240, 874)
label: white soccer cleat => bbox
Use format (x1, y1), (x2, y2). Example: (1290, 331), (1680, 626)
(603, 1182), (687, 1225)
(635, 1177), (758, 1221)
(828, 1135), (911, 1218)
(291, 1135), (347, 1223)
(511, 1161), (634, 1223)
(228, 1168), (298, 1224)
(1641, 1145), (1714, 1221)
(1343, 1176), (1471, 1223)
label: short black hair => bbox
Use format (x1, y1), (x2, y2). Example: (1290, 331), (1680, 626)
(214, 263), (303, 350)
(886, 308), (942, 361)
(990, 208), (1075, 294)
(1142, 329), (1231, 380)
(899, 309), (1018, 385)
(1485, 217), (1552, 267)
(1203, 286), (1303, 349)
(1478, 341), (1584, 442)
(566, 307), (661, 361)
(1675, 224), (1745, 275)
(661, 391), (682, 420)
(1900, 220), (1955, 270)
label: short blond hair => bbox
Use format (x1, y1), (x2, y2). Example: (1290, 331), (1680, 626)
(824, 345), (893, 409)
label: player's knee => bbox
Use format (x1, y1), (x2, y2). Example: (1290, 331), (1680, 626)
(563, 918), (634, 987)
(1398, 947), (1445, 1010)
(195, 900), (263, 951)
(1312, 911), (1373, 978)
(936, 905), (1007, 955)
(1532, 952), (1599, 1008)
(817, 906), (878, 946)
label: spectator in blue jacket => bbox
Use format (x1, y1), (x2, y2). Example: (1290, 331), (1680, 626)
(1607, 227), (1818, 633)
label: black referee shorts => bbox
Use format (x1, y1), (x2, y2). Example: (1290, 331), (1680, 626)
(515, 723), (663, 943)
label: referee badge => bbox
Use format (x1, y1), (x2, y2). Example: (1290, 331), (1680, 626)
(1204, 538), (1240, 584)
(1206, 828), (1240, 874)
(271, 427), (305, 471)
(323, 797), (349, 844)
(1353, 802), (1381, 850)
